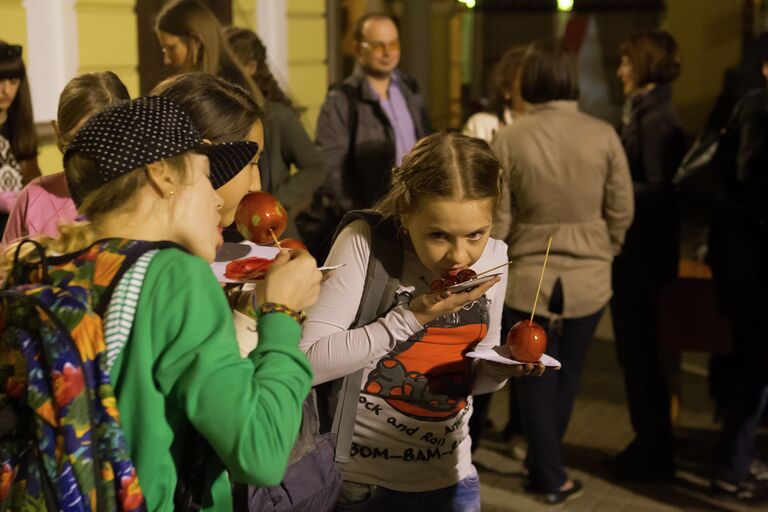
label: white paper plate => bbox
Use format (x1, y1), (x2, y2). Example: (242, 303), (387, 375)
(212, 242), (278, 284)
(439, 273), (502, 293)
(211, 242), (342, 284)
(466, 345), (561, 369)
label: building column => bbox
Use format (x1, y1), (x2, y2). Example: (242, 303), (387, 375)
(257, 0), (289, 90)
(286, 0), (327, 136)
(23, 0), (79, 123)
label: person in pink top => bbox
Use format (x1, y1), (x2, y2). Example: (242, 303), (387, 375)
(1, 71), (130, 246)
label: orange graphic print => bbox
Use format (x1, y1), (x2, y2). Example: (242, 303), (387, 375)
(363, 297), (490, 421)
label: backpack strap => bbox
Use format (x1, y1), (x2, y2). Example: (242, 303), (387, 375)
(329, 210), (402, 463)
(17, 238), (186, 316)
(9, 239), (49, 286)
(92, 240), (186, 315)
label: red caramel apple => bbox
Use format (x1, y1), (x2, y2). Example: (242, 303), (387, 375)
(430, 268), (478, 291)
(278, 238), (308, 251)
(456, 269), (477, 283)
(506, 320), (547, 363)
(235, 192), (288, 245)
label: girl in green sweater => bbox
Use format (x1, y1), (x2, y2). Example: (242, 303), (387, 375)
(5, 96), (321, 511)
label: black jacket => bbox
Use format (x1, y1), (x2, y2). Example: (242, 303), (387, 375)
(621, 83), (687, 222)
(708, 88), (768, 315)
(615, 83), (687, 283)
(264, 101), (327, 239)
(725, 89), (768, 221)
(315, 67), (431, 211)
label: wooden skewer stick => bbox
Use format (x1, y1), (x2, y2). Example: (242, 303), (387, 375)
(530, 236), (553, 322)
(269, 228), (282, 249)
(475, 259), (514, 278)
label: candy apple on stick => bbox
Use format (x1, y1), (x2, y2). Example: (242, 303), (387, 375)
(428, 260), (514, 292)
(507, 236), (552, 363)
(234, 191), (310, 251)
(225, 192), (317, 283)
(430, 268), (478, 291)
(235, 191), (288, 245)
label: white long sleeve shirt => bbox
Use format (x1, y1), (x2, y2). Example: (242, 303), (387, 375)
(300, 220), (510, 491)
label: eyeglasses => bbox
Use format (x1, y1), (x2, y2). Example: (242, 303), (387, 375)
(360, 40), (400, 55)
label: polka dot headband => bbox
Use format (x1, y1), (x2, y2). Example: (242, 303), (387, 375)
(63, 96), (259, 203)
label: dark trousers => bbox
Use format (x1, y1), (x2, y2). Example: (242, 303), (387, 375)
(512, 307), (604, 492)
(611, 258), (675, 465)
(709, 223), (768, 483)
(714, 308), (768, 483)
(501, 308), (524, 440)
(468, 309), (523, 452)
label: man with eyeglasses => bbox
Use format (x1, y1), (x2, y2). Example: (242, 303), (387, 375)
(298, 12), (431, 261)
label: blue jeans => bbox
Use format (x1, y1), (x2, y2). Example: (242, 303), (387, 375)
(334, 472), (481, 512)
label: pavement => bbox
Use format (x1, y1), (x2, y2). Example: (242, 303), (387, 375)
(474, 317), (767, 512)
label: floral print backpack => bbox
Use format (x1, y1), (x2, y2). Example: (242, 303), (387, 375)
(0, 238), (177, 511)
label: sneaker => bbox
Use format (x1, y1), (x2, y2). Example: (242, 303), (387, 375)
(711, 477), (768, 504)
(542, 479), (583, 505)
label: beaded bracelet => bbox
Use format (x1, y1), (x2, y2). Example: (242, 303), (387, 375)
(259, 302), (305, 324)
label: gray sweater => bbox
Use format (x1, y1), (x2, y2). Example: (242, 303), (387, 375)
(492, 101), (635, 318)
(264, 101), (327, 238)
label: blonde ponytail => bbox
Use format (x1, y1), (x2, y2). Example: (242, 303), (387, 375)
(0, 221), (97, 281)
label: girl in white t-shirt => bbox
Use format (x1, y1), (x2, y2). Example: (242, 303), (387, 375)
(301, 132), (544, 511)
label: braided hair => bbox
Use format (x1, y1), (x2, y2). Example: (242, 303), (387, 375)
(225, 26), (298, 112)
(375, 132), (503, 221)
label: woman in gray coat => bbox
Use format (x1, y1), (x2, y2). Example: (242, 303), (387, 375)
(492, 40), (634, 505)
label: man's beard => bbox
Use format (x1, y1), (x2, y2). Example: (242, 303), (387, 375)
(361, 64), (393, 80)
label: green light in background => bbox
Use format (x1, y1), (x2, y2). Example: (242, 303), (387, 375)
(557, 0), (574, 11)
(457, 0), (476, 8)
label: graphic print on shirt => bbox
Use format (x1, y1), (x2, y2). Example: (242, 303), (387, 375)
(0, 135), (22, 192)
(363, 295), (490, 421)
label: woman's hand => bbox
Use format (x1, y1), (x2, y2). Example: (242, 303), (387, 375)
(408, 276), (501, 325)
(259, 250), (322, 313)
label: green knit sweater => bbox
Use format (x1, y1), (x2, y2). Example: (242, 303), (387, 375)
(108, 248), (312, 511)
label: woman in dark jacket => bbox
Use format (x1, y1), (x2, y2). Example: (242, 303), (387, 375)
(610, 30), (686, 480)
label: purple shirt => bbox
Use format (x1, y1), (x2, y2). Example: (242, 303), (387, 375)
(370, 76), (417, 165)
